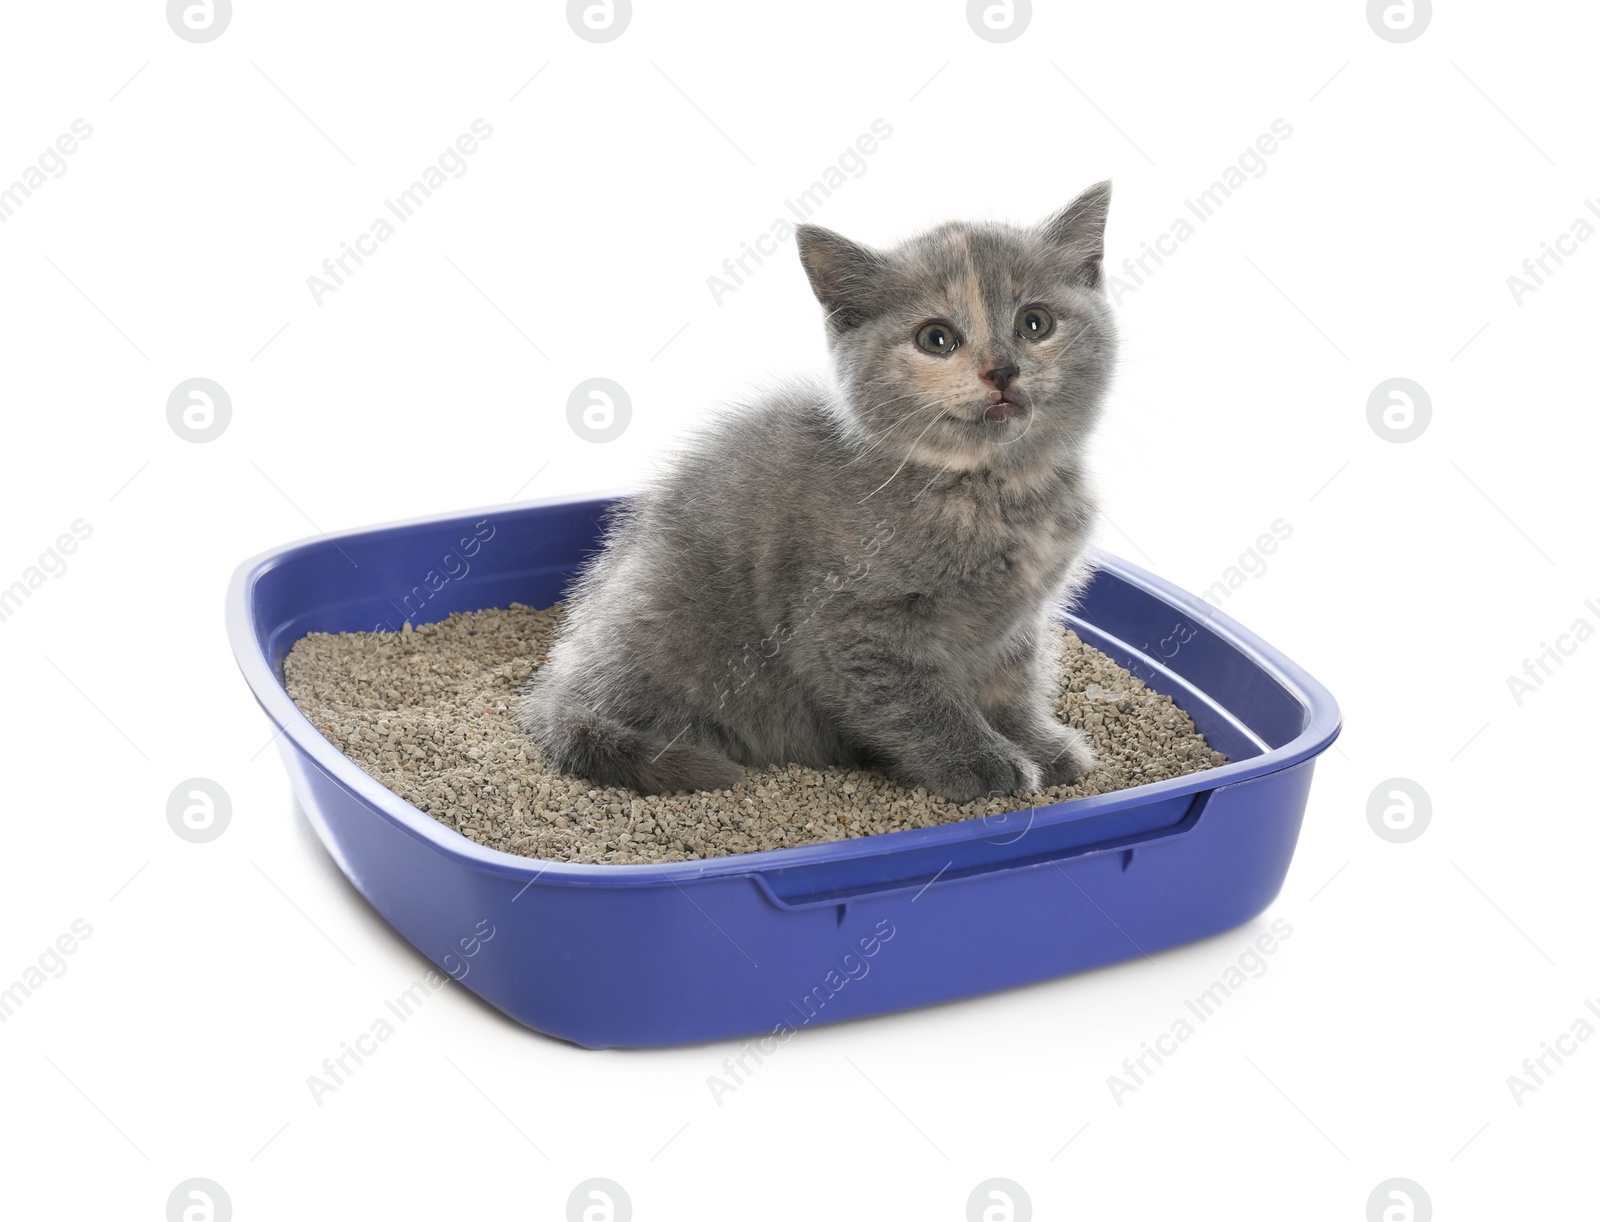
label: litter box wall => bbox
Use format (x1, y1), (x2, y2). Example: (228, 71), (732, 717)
(230, 493), (1340, 1049)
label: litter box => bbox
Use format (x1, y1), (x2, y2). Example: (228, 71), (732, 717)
(226, 492), (1340, 1048)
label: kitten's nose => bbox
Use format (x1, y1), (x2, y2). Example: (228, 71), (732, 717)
(982, 365), (1018, 392)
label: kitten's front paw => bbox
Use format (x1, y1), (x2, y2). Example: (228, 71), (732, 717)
(1035, 725), (1096, 788)
(926, 743), (1042, 804)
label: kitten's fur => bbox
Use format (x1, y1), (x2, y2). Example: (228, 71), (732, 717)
(520, 182), (1117, 803)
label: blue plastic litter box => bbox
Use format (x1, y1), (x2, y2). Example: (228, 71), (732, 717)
(226, 492), (1340, 1048)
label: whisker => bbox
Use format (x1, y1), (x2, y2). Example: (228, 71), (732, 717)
(859, 408), (950, 503)
(911, 461), (953, 500)
(842, 392), (970, 467)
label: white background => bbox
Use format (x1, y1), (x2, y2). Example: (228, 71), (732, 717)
(2, 1), (1595, 1218)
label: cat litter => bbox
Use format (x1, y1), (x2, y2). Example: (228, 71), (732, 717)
(283, 603), (1227, 865)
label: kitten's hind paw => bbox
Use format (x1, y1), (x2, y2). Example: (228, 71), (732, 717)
(521, 688), (744, 795)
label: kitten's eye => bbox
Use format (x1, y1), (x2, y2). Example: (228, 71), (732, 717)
(914, 321), (960, 355)
(1017, 306), (1054, 340)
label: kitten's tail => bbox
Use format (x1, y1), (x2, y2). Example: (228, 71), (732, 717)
(519, 690), (745, 796)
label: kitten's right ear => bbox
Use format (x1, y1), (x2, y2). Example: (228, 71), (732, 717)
(796, 225), (888, 330)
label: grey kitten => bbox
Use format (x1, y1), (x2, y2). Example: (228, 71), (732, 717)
(520, 181), (1117, 803)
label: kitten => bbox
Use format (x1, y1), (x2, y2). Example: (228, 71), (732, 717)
(520, 181), (1117, 803)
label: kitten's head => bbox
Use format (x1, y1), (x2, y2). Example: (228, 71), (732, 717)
(796, 181), (1116, 474)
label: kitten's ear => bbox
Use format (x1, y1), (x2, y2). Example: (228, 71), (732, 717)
(1040, 180), (1112, 289)
(796, 225), (888, 330)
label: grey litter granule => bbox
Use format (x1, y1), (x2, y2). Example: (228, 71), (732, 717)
(282, 604), (1228, 865)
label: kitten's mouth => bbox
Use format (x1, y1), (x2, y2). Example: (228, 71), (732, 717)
(942, 393), (1029, 429)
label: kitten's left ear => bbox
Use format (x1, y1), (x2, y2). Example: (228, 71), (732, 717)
(1040, 180), (1112, 289)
